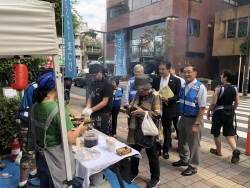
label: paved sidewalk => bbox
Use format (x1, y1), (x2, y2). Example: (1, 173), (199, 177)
(68, 97), (250, 188)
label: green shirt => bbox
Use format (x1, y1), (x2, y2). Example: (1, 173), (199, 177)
(33, 101), (74, 148)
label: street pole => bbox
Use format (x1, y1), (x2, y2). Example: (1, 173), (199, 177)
(243, 14), (250, 96)
(237, 55), (242, 89)
(140, 37), (143, 64)
(103, 32), (106, 68)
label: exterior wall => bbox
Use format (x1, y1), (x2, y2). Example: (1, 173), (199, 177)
(106, 0), (237, 78)
(169, 0), (235, 77)
(106, 0), (173, 32)
(213, 5), (250, 56)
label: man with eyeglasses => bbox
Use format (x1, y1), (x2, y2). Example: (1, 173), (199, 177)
(82, 64), (113, 136)
(124, 64), (144, 126)
(152, 61), (181, 160)
(172, 65), (207, 176)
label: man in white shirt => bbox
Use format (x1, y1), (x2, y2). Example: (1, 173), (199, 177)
(152, 61), (181, 159)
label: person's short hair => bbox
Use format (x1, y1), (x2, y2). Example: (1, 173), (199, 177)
(222, 69), (234, 83)
(179, 67), (184, 73)
(110, 76), (119, 85)
(159, 60), (172, 70)
(183, 64), (196, 72)
(133, 64), (144, 72)
(171, 64), (175, 70)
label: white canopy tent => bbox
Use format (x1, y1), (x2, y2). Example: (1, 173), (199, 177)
(0, 0), (73, 187)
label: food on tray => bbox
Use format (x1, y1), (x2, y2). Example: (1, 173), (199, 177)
(84, 117), (91, 123)
(116, 146), (132, 156)
(74, 115), (83, 121)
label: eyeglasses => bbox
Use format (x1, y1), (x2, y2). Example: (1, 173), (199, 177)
(183, 71), (194, 75)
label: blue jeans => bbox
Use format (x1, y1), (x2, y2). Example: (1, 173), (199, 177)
(36, 152), (55, 188)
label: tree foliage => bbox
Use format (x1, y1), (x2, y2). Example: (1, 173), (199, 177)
(43, 0), (81, 36)
(138, 26), (176, 64)
(239, 36), (249, 56)
(0, 96), (21, 154)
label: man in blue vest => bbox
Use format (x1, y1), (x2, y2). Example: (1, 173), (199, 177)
(172, 65), (207, 176)
(207, 69), (240, 163)
(124, 64), (144, 125)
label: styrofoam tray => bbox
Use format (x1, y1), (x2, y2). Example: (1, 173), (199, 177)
(73, 147), (101, 161)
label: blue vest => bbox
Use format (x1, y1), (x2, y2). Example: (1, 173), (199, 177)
(129, 77), (137, 102)
(112, 86), (123, 107)
(179, 81), (202, 116)
(19, 82), (38, 118)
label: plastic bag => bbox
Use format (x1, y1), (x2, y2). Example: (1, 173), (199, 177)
(141, 111), (159, 136)
(14, 151), (22, 166)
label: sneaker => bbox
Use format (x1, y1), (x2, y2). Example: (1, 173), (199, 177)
(18, 181), (40, 188)
(147, 178), (160, 188)
(131, 174), (139, 182)
(28, 173), (38, 181)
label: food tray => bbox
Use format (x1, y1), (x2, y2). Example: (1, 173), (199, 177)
(116, 146), (132, 156)
(73, 147), (101, 161)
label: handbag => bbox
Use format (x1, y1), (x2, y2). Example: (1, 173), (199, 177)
(134, 123), (156, 148)
(141, 111), (159, 136)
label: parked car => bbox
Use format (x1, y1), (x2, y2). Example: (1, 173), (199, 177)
(73, 71), (86, 87)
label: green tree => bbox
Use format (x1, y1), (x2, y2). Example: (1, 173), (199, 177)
(81, 32), (102, 64)
(239, 36), (249, 56)
(138, 25), (177, 72)
(43, 0), (81, 36)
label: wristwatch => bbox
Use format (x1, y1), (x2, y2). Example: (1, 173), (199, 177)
(195, 122), (200, 126)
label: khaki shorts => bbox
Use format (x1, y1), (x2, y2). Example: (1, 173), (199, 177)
(18, 124), (36, 169)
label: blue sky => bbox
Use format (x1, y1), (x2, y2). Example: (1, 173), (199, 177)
(74, 0), (106, 30)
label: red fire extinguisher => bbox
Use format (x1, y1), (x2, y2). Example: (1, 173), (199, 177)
(11, 138), (20, 162)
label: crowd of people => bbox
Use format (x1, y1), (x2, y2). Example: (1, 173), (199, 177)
(16, 62), (241, 188)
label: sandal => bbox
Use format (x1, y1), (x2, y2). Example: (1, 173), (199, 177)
(210, 148), (222, 156)
(231, 149), (240, 163)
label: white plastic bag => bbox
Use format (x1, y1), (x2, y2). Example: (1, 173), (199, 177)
(14, 151), (22, 166)
(141, 111), (159, 136)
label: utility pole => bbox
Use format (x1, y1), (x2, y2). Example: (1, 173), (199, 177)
(140, 37), (143, 64)
(243, 14), (250, 96)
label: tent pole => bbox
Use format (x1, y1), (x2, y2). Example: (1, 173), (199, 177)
(53, 54), (73, 188)
(62, 0), (64, 61)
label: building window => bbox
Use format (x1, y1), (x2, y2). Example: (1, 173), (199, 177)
(238, 18), (248, 37)
(186, 52), (205, 58)
(142, 0), (151, 7)
(223, 0), (241, 6)
(132, 0), (142, 10)
(107, 30), (122, 44)
(107, 2), (129, 20)
(227, 19), (236, 38)
(107, 0), (162, 20)
(194, 0), (202, 2)
(187, 18), (200, 37)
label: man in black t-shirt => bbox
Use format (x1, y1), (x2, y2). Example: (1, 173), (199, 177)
(82, 64), (113, 135)
(207, 69), (240, 163)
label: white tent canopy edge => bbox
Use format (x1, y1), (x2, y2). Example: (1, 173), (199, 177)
(0, 0), (73, 187)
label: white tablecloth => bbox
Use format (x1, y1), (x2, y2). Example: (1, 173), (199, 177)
(74, 134), (142, 188)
